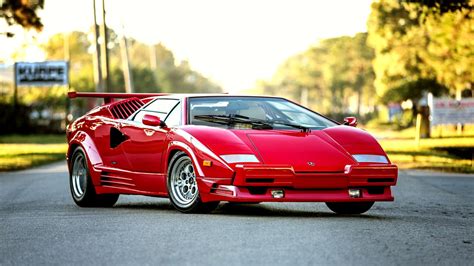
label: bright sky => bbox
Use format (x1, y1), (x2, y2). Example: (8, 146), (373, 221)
(1, 0), (373, 93)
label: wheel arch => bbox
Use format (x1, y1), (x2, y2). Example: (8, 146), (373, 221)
(167, 149), (185, 169)
(165, 143), (200, 176)
(67, 143), (80, 169)
(67, 131), (103, 171)
(165, 139), (234, 182)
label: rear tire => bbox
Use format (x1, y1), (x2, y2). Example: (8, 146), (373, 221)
(325, 201), (374, 214)
(70, 147), (119, 207)
(167, 152), (219, 213)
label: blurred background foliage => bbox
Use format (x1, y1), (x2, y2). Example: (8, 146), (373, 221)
(258, 0), (472, 125)
(1, 27), (222, 134)
(257, 32), (377, 121)
(0, 0), (472, 131)
(41, 30), (222, 94)
(0, 0), (44, 36)
(0, 0), (473, 172)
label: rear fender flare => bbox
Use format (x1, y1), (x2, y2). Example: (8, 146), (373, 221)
(67, 131), (103, 182)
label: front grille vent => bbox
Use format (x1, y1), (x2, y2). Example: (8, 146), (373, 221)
(367, 178), (394, 183)
(246, 178), (274, 183)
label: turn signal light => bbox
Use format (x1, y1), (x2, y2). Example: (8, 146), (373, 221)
(203, 160), (212, 167)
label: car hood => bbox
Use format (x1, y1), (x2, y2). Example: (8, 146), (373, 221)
(181, 125), (384, 172)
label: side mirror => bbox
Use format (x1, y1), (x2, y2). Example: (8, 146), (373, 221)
(343, 116), (357, 127)
(142, 114), (167, 128)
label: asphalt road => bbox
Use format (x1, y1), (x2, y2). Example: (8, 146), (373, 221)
(1, 162), (473, 265)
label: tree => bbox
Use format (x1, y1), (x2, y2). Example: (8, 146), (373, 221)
(367, 0), (473, 101)
(110, 66), (158, 93)
(42, 31), (95, 92)
(145, 43), (222, 93)
(259, 33), (376, 117)
(43, 30), (222, 94)
(420, 4), (473, 96)
(1, 0), (44, 36)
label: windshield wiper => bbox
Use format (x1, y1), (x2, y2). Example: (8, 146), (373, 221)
(193, 114), (273, 130)
(234, 115), (310, 132)
(270, 120), (311, 133)
(194, 114), (310, 132)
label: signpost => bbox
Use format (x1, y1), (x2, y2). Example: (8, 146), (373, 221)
(13, 61), (69, 105)
(428, 94), (474, 126)
(15, 61), (69, 87)
(13, 61), (70, 128)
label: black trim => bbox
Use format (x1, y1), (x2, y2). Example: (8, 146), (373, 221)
(130, 97), (179, 121)
(110, 127), (129, 148)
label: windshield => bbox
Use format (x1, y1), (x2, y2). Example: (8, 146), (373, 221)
(188, 97), (337, 130)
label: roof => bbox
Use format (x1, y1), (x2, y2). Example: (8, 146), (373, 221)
(154, 93), (284, 100)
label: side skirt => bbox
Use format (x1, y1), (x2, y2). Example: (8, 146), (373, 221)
(91, 165), (168, 197)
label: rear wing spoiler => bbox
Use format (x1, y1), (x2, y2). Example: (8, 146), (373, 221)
(67, 91), (168, 104)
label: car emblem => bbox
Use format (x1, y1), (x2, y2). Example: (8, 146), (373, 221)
(307, 161), (315, 166)
(144, 129), (155, 136)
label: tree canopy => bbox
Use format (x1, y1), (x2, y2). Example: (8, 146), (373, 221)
(260, 0), (473, 121)
(258, 33), (376, 116)
(368, 0), (473, 101)
(42, 30), (222, 94)
(0, 0), (44, 36)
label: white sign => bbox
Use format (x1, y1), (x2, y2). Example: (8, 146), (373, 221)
(428, 95), (474, 125)
(15, 61), (69, 87)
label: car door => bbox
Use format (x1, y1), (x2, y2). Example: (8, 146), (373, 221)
(120, 98), (180, 173)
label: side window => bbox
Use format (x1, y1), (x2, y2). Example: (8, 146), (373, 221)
(145, 99), (179, 113)
(133, 99), (178, 123)
(165, 103), (182, 127)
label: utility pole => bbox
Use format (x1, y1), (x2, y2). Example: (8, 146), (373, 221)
(92, 0), (104, 92)
(63, 32), (70, 62)
(149, 44), (157, 86)
(100, 0), (110, 92)
(64, 32), (71, 128)
(149, 44), (157, 72)
(120, 25), (134, 93)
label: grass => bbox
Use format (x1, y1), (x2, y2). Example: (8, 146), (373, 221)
(370, 127), (474, 173)
(1, 130), (473, 173)
(0, 134), (66, 144)
(0, 135), (67, 171)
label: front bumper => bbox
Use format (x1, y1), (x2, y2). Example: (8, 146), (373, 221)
(198, 164), (398, 203)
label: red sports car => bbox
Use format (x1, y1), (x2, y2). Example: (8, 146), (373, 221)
(66, 92), (397, 214)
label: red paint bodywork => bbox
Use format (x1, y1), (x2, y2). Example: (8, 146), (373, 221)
(66, 93), (397, 204)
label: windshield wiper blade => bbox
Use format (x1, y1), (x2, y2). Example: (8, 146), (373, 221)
(193, 114), (273, 129)
(270, 120), (311, 132)
(231, 115), (310, 132)
(194, 114), (310, 132)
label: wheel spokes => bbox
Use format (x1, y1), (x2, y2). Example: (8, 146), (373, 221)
(72, 155), (86, 198)
(170, 158), (199, 207)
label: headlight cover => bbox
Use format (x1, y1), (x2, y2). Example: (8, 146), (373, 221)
(352, 154), (388, 163)
(220, 154), (259, 163)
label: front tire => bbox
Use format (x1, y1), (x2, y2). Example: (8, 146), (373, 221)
(325, 201), (374, 214)
(167, 152), (219, 213)
(70, 147), (119, 207)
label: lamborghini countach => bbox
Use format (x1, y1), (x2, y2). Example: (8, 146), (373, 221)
(66, 92), (397, 214)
